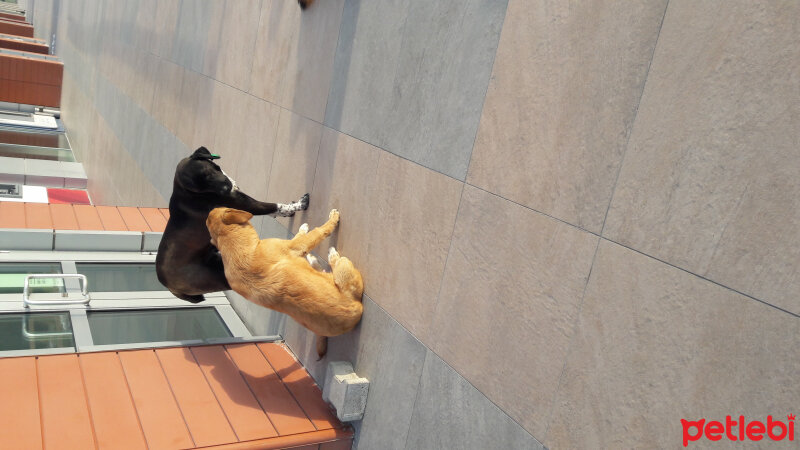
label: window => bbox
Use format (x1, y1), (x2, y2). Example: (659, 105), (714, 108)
(87, 308), (231, 346)
(0, 312), (74, 351)
(0, 262), (63, 294)
(0, 252), (266, 356)
(0, 143), (76, 162)
(75, 263), (163, 292)
(0, 126), (75, 161)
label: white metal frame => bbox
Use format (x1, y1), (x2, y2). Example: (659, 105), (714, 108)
(0, 251), (279, 357)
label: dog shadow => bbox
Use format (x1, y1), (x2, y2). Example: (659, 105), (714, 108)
(180, 344), (344, 423)
(180, 295), (360, 424)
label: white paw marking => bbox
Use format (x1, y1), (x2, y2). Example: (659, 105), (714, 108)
(299, 223), (309, 234)
(306, 254), (323, 271)
(277, 197), (307, 217)
(221, 168), (239, 191)
(328, 247), (339, 259)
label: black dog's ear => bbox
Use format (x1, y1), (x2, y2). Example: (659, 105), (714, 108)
(191, 147), (221, 161)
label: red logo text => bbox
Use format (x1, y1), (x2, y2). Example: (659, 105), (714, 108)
(681, 415), (795, 447)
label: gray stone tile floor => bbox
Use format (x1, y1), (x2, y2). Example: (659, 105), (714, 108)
(29, 0), (800, 447)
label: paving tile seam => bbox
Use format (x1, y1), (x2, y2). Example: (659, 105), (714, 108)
(401, 347), (427, 450)
(461, 0), (511, 187)
(263, 104), (285, 201)
(427, 181), (466, 340)
(541, 235), (603, 444)
(404, 350), (546, 450)
(467, 182), (797, 317)
(330, 296), (542, 448)
(325, 127), (469, 183)
(541, 4), (671, 435)
(64, 33), (313, 134)
(304, 114), (328, 212)
(347, 296), (545, 448)
(465, 182), (602, 238)
(246, 0), (267, 95)
(601, 237), (800, 319)
(62, 25), (477, 188)
(598, 0), (671, 238)
(319, 0), (349, 131)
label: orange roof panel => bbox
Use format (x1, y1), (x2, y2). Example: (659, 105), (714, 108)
(191, 345), (279, 441)
(5, 204), (171, 232)
(139, 207), (168, 232)
(0, 201), (25, 228)
(117, 206), (151, 231)
(49, 203), (79, 229)
(95, 206), (129, 231)
(79, 352), (148, 450)
(0, 357), (43, 449)
(225, 343), (317, 436)
(118, 350), (195, 449)
(36, 354), (97, 449)
(155, 347), (238, 447)
(258, 343), (341, 431)
(23, 203), (52, 229)
(0, 344), (351, 449)
(73, 204), (104, 230)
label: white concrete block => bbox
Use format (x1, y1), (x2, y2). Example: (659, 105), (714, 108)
(322, 361), (369, 422)
(0, 228), (53, 250)
(55, 230), (142, 251)
(142, 232), (163, 252)
(0, 173), (24, 185)
(0, 156), (25, 176)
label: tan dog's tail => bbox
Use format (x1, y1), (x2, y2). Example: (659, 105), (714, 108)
(316, 335), (328, 360)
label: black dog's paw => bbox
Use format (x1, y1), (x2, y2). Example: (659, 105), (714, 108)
(277, 193), (310, 217)
(299, 193), (310, 211)
(298, 0), (314, 10)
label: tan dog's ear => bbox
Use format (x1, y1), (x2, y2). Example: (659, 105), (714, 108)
(222, 208), (253, 225)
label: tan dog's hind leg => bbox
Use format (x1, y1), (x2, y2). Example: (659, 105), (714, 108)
(296, 223), (326, 270)
(289, 209), (339, 255)
(329, 247), (364, 301)
(306, 254), (324, 271)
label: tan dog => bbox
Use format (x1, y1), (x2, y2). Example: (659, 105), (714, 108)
(207, 207), (364, 355)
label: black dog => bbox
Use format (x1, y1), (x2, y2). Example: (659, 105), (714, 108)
(156, 147), (309, 303)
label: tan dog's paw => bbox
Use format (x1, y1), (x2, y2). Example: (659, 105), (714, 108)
(329, 209), (340, 224)
(328, 246), (340, 266)
(298, 223), (309, 234)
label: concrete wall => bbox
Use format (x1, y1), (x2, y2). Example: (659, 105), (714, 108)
(33, 0), (800, 448)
